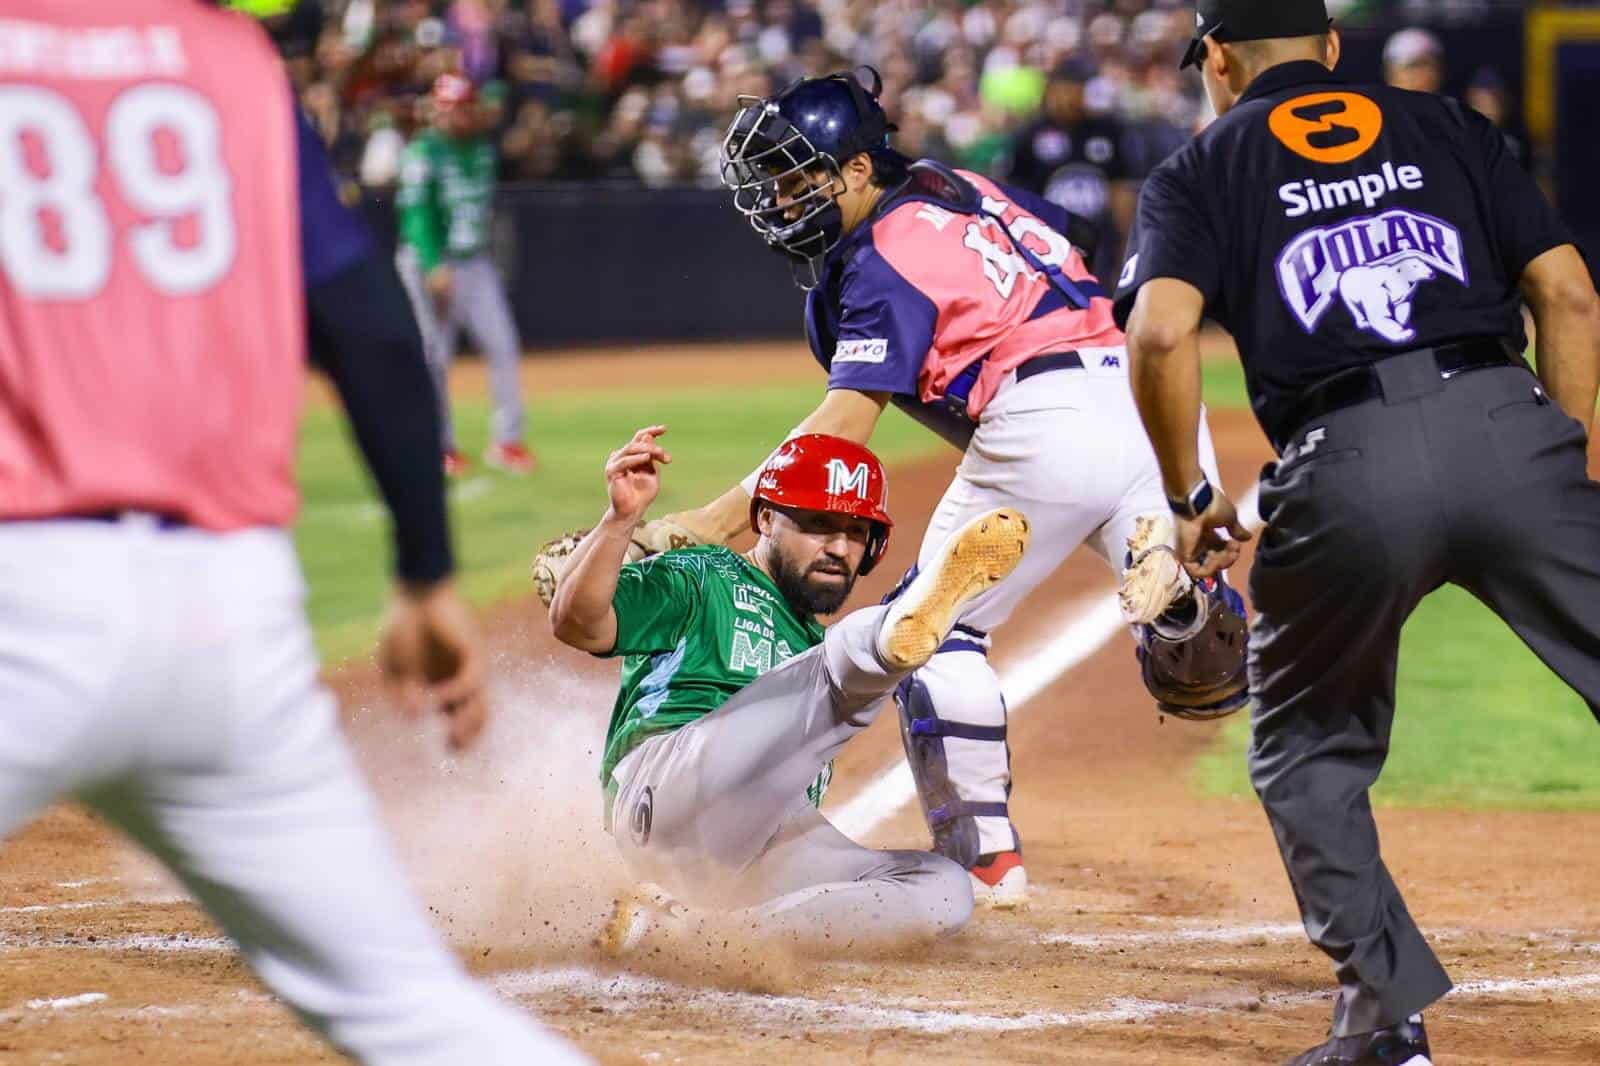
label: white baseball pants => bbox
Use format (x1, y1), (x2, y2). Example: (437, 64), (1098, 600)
(0, 518), (585, 1066)
(905, 350), (1222, 859)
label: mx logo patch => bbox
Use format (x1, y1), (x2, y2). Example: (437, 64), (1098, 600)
(630, 787), (654, 847)
(1275, 208), (1466, 344)
(826, 458), (871, 499)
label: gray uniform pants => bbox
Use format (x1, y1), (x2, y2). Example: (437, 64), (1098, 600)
(396, 248), (525, 449)
(608, 604), (974, 949)
(1247, 351), (1600, 1036)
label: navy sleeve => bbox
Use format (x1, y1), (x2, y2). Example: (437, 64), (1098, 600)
(1112, 157), (1221, 329)
(825, 246), (937, 396)
(295, 104), (373, 288)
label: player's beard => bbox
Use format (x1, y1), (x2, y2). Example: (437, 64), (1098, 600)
(769, 543), (857, 618)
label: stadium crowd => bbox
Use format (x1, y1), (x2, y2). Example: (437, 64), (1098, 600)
(277, 0), (1254, 191)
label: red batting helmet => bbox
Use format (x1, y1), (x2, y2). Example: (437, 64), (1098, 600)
(432, 73), (476, 110)
(749, 434), (893, 574)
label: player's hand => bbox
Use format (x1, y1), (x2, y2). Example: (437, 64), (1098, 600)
(425, 264), (454, 306)
(377, 579), (489, 752)
(1176, 489), (1252, 580)
(605, 425), (671, 525)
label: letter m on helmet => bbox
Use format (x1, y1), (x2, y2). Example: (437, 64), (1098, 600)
(826, 458), (871, 499)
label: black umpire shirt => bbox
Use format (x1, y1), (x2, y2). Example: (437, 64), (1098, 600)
(1111, 60), (1574, 446)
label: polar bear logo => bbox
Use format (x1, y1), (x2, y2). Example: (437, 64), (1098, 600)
(1337, 255), (1436, 343)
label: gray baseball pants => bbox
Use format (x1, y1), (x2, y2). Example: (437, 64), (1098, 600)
(608, 604), (974, 949)
(1247, 352), (1600, 1035)
(396, 248), (525, 449)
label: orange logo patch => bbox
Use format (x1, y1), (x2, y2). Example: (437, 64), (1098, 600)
(1268, 92), (1383, 164)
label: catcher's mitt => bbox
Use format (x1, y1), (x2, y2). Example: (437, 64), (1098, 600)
(531, 517), (704, 607)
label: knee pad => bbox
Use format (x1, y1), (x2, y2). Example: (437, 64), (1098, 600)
(893, 639), (1017, 868)
(1136, 575), (1250, 721)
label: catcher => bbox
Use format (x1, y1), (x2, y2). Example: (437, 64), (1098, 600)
(546, 427), (1027, 950)
(642, 69), (1249, 907)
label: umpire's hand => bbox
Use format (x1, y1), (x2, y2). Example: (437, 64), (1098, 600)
(1177, 490), (1252, 580)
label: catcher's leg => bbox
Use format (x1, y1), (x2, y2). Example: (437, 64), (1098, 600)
(456, 255), (526, 446)
(889, 464), (1104, 905)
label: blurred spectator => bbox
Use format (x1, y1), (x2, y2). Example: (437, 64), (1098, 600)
(1465, 66), (1530, 170)
(1383, 27), (1444, 93)
(275, 0), (1218, 194)
(997, 59), (1137, 283)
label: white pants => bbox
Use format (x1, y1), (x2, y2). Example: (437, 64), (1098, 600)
(396, 248), (526, 449)
(0, 518), (585, 1066)
(903, 351), (1221, 858)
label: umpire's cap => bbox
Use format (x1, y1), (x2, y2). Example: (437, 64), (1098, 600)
(1180, 0), (1332, 70)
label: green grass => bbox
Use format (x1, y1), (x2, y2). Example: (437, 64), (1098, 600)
(294, 382), (943, 663)
(1195, 585), (1600, 811)
(1201, 355), (1252, 411)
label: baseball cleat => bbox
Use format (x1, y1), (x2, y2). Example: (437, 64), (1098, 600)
(597, 883), (688, 957)
(969, 850), (1028, 909)
(1283, 1014), (1431, 1066)
(484, 441), (536, 475)
(877, 508), (1029, 671)
(1119, 512), (1194, 625)
(442, 448), (471, 478)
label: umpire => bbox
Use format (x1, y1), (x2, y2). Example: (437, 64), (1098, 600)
(1114, 1), (1600, 1063)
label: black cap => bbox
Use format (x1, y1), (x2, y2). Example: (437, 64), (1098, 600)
(1179, 0), (1332, 70)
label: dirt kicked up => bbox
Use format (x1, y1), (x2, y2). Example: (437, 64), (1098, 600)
(4, 349), (1600, 1065)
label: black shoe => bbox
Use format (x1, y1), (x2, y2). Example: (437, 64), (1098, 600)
(1284, 1014), (1431, 1066)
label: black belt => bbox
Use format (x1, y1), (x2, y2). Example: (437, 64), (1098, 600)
(1270, 338), (1525, 452)
(945, 350), (1084, 414)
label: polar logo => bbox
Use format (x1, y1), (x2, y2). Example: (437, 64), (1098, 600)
(826, 459), (870, 499)
(1338, 256), (1436, 343)
(1275, 208), (1466, 343)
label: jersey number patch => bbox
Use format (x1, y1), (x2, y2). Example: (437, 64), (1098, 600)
(0, 85), (236, 300)
(960, 196), (1072, 299)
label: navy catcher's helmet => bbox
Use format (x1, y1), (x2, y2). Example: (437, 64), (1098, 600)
(720, 68), (901, 288)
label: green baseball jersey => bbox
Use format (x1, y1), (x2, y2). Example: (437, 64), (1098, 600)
(396, 129), (497, 272)
(599, 546), (827, 798)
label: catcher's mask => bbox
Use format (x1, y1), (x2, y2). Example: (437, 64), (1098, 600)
(720, 68), (898, 290)
(749, 434), (893, 575)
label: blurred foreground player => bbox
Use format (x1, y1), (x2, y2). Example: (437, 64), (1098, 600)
(397, 72), (534, 477)
(0, 4), (584, 1063)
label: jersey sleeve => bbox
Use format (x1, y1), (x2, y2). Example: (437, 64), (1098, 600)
(1112, 158), (1221, 329)
(396, 139), (445, 273)
(1467, 106), (1575, 279)
(295, 104), (373, 288)
(608, 555), (698, 657)
(825, 246), (938, 396)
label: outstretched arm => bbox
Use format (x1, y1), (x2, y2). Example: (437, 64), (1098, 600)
(665, 388), (890, 544)
(550, 426), (671, 652)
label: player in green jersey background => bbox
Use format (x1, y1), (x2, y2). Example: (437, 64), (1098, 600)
(550, 426), (1031, 952)
(396, 73), (533, 477)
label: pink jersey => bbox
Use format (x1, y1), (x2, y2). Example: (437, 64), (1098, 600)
(0, 2), (305, 529)
(807, 165), (1124, 430)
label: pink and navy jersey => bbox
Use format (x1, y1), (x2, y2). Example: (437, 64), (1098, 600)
(0, 1), (370, 528)
(805, 162), (1124, 446)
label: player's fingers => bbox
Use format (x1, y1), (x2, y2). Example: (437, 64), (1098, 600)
(608, 453), (658, 477)
(1227, 516), (1254, 542)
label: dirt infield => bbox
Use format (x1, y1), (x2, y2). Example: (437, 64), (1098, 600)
(5, 348), (1600, 1064)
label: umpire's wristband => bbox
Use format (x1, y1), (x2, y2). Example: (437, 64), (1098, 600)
(1167, 477), (1213, 519)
